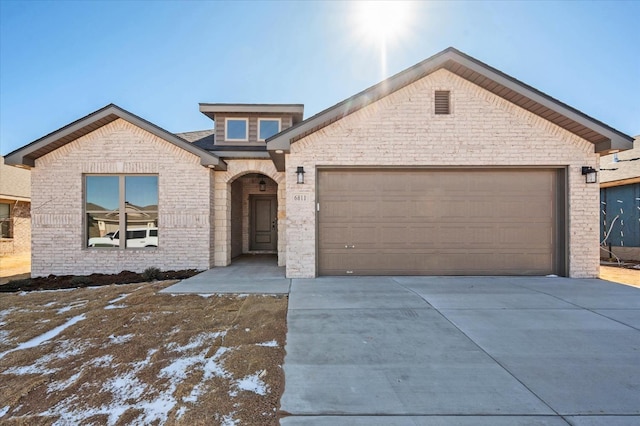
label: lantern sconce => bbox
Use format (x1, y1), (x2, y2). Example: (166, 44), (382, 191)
(581, 166), (598, 184)
(296, 166), (305, 184)
(259, 177), (266, 192)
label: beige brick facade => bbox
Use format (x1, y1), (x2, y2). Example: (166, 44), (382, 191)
(30, 119), (214, 276)
(286, 69), (600, 278)
(20, 67), (610, 279)
(0, 199), (31, 255)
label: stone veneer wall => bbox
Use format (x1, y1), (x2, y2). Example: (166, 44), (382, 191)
(31, 119), (213, 276)
(286, 69), (600, 278)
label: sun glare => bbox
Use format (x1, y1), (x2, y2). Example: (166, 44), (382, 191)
(354, 0), (413, 45)
(353, 1), (414, 78)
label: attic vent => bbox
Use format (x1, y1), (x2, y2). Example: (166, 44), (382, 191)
(434, 91), (450, 115)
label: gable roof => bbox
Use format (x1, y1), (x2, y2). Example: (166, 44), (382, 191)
(4, 104), (227, 170)
(266, 47), (634, 171)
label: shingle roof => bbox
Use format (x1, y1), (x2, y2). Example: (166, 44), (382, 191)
(176, 130), (216, 150)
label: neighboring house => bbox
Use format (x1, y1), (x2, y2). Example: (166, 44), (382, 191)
(0, 156), (31, 255)
(5, 48), (634, 278)
(600, 136), (640, 261)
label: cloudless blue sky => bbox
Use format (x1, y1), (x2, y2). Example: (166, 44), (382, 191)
(1, 0), (638, 155)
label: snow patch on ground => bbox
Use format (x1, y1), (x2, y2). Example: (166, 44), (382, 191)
(2, 340), (87, 376)
(88, 354), (113, 367)
(0, 314), (86, 360)
(48, 371), (83, 393)
(221, 413), (239, 426)
(57, 301), (87, 314)
(0, 330), (11, 345)
(104, 294), (129, 310)
(0, 406), (9, 417)
(236, 373), (268, 396)
(108, 334), (134, 345)
(256, 340), (278, 347)
(0, 308), (14, 325)
(31, 333), (235, 426)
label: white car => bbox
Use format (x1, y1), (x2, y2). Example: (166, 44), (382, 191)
(88, 227), (158, 248)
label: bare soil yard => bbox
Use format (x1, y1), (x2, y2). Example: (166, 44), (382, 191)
(599, 264), (640, 288)
(0, 281), (287, 425)
(0, 253), (30, 285)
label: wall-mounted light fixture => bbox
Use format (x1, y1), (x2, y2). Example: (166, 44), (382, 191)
(581, 166), (598, 184)
(259, 177), (266, 192)
(296, 166), (305, 184)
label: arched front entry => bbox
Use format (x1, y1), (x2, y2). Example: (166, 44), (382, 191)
(213, 160), (285, 267)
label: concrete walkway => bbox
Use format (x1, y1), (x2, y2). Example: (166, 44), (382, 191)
(281, 276), (640, 425)
(160, 255), (289, 294)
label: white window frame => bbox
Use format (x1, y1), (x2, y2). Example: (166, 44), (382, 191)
(225, 118), (249, 142)
(258, 118), (281, 141)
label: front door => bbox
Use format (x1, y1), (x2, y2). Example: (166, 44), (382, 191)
(250, 195), (277, 251)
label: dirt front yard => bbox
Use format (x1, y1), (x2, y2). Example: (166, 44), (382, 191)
(599, 265), (640, 288)
(0, 253), (31, 285)
(0, 281), (287, 425)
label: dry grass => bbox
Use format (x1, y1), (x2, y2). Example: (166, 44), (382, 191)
(0, 281), (287, 425)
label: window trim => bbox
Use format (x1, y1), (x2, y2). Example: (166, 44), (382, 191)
(225, 117), (249, 142)
(0, 202), (12, 239)
(85, 174), (158, 250)
(258, 118), (281, 142)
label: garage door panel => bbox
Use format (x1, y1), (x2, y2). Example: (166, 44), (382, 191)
(318, 169), (562, 276)
(351, 226), (378, 245)
(380, 200), (410, 218)
(500, 225), (552, 246)
(320, 225), (352, 247)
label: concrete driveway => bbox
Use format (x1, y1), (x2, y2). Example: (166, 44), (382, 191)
(281, 276), (640, 425)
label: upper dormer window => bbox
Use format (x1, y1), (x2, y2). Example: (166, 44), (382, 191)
(226, 118), (248, 141)
(258, 118), (281, 141)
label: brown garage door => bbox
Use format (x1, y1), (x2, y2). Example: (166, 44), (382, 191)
(318, 169), (564, 276)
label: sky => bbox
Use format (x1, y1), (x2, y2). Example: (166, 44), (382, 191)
(1, 0), (639, 156)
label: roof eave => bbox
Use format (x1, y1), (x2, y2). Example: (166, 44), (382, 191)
(266, 47), (634, 154)
(5, 104), (227, 171)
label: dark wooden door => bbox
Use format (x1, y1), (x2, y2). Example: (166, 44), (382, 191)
(250, 195), (277, 251)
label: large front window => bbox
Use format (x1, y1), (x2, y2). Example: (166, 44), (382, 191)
(86, 175), (158, 248)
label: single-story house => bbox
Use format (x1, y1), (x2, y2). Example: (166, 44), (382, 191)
(5, 47), (634, 278)
(0, 156), (31, 255)
(600, 136), (640, 261)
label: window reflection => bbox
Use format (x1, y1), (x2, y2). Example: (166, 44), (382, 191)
(86, 175), (158, 248)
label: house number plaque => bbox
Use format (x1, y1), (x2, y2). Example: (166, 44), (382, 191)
(293, 194), (308, 201)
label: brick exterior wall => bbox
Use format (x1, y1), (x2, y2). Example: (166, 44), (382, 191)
(0, 199), (31, 255)
(286, 69), (600, 278)
(30, 119), (214, 276)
